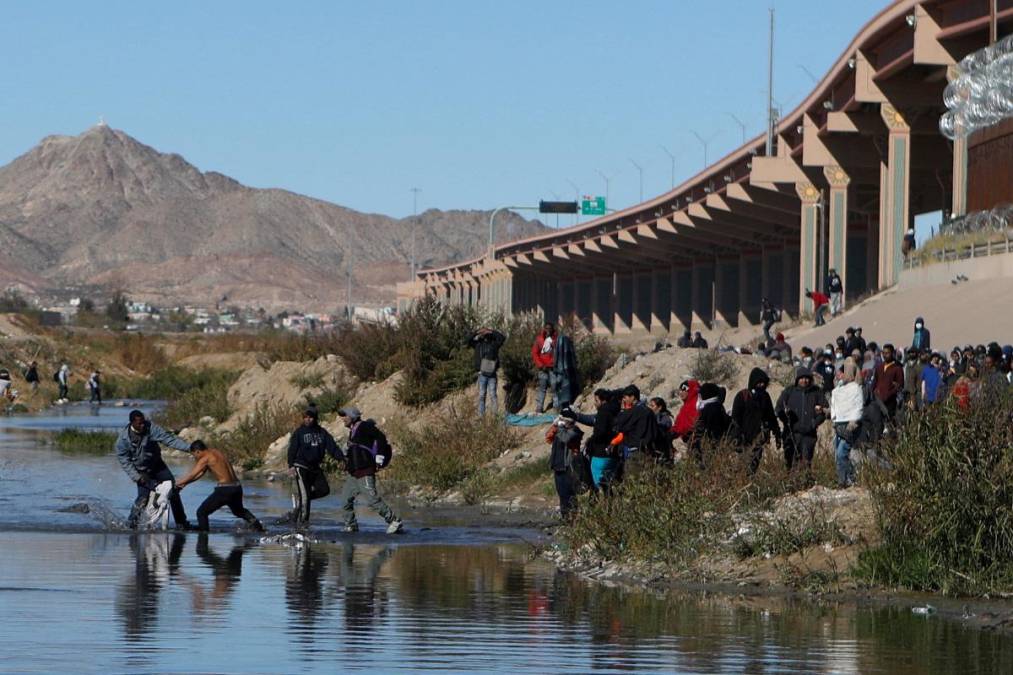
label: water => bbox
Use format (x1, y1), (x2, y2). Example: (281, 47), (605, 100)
(2, 404), (1013, 673)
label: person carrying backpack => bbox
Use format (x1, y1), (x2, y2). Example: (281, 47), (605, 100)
(55, 364), (70, 402)
(337, 406), (402, 534)
(286, 407), (341, 526)
(731, 368), (780, 474)
(468, 327), (506, 416)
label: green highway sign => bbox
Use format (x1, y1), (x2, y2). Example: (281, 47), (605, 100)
(581, 196), (606, 216)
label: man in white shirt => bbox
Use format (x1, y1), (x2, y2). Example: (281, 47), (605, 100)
(830, 358), (865, 488)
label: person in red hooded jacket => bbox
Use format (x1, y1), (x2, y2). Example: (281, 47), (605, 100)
(531, 322), (557, 414)
(671, 380), (700, 443)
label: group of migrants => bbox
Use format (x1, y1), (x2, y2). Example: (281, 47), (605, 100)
(113, 406), (402, 534)
(469, 312), (1012, 518)
(0, 361), (103, 406)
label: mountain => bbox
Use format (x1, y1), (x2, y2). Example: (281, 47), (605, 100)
(0, 125), (549, 310)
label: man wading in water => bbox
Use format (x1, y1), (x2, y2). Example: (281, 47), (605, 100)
(175, 440), (264, 532)
(115, 409), (196, 530)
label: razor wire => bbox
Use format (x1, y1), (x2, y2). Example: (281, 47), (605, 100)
(940, 203), (1013, 236)
(940, 34), (1013, 139)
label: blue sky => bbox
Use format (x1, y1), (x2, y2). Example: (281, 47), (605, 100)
(1, 0), (890, 220)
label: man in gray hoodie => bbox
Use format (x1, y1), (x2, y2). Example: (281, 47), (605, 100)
(115, 409), (195, 529)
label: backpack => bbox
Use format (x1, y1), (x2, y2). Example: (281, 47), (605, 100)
(373, 432), (393, 469)
(773, 307), (783, 322)
(53, 370), (61, 383)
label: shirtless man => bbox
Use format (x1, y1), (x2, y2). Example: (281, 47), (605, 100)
(176, 440), (264, 532)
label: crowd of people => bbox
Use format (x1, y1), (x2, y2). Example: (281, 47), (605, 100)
(533, 315), (1013, 517)
(0, 361), (103, 407)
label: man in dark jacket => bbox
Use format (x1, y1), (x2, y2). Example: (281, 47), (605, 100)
(286, 408), (341, 526)
(612, 384), (658, 462)
(468, 327), (506, 416)
(338, 406), (402, 534)
(676, 329), (693, 348)
(872, 344), (905, 424)
(760, 297), (778, 343)
(689, 383), (730, 466)
(826, 269), (844, 317)
(731, 368), (780, 474)
(775, 367), (828, 469)
(691, 332), (709, 349)
(814, 351), (836, 395)
(115, 409), (196, 530)
(911, 317), (931, 352)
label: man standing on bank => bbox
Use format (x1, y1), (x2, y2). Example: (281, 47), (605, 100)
(468, 326), (506, 416)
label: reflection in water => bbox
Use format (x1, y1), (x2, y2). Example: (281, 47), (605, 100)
(114, 533), (186, 641)
(10, 533), (1007, 673)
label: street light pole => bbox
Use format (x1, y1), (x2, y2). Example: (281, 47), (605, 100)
(566, 179), (581, 225)
(596, 169), (615, 208)
(725, 113), (748, 144)
(628, 158), (643, 202)
(659, 145), (676, 189)
(689, 130), (719, 169)
(409, 187), (421, 279)
(488, 206), (540, 252)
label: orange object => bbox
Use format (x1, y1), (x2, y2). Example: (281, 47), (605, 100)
(610, 432), (624, 446)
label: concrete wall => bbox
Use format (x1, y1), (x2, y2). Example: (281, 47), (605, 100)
(898, 249), (1013, 289)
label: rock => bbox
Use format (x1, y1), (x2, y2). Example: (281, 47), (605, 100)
(198, 416), (216, 429)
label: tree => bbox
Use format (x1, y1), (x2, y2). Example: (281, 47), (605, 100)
(105, 292), (130, 323)
(79, 298), (96, 313)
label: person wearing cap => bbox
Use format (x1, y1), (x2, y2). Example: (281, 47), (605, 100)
(286, 407), (341, 526)
(825, 269), (844, 317)
(830, 358), (864, 487)
(775, 367), (828, 470)
(115, 409), (196, 530)
(175, 440), (264, 532)
(337, 406), (402, 534)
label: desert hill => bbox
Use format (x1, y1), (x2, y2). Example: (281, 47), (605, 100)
(0, 125), (548, 309)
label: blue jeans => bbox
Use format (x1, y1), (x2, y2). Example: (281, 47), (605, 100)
(535, 369), (557, 413)
(834, 426), (855, 487)
(477, 373), (497, 415)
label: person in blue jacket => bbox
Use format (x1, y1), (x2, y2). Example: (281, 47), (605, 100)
(115, 409), (195, 529)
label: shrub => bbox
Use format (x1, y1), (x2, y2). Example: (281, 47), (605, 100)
(125, 367), (240, 429)
(855, 389), (1013, 595)
(306, 383), (353, 416)
(735, 501), (850, 559)
(689, 349), (740, 387)
(289, 372), (326, 390)
(330, 322), (402, 381)
(53, 429), (117, 455)
(562, 439), (838, 566)
(212, 402), (301, 471)
(386, 402), (522, 494)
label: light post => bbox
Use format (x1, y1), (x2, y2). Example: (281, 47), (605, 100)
(489, 206), (540, 252)
(628, 158), (643, 202)
(566, 179), (581, 225)
(659, 145), (676, 189)
(690, 130), (720, 169)
(596, 169), (616, 209)
(725, 113), (748, 144)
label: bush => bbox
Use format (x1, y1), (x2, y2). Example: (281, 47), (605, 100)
(330, 322), (402, 381)
(53, 429), (117, 455)
(855, 389), (1013, 595)
(289, 372), (325, 389)
(124, 366), (240, 429)
(562, 439), (838, 565)
(114, 334), (170, 374)
(212, 402), (301, 471)
(386, 402), (522, 494)
(306, 384), (353, 416)
(689, 349), (740, 387)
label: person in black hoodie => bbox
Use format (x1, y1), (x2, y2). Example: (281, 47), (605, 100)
(611, 385), (658, 463)
(468, 327), (506, 416)
(286, 408), (341, 526)
(731, 368), (781, 474)
(338, 406), (402, 534)
(561, 389), (621, 490)
(689, 383), (730, 467)
(775, 367), (828, 470)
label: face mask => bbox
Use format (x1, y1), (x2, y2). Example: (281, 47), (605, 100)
(835, 352), (843, 359)
(916, 323), (923, 329)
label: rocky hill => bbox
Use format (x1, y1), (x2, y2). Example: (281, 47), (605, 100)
(0, 125), (548, 309)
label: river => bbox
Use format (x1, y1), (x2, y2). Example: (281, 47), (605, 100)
(2, 404), (1012, 673)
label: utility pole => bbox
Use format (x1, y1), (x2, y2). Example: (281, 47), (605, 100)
(690, 130), (719, 169)
(766, 7), (776, 157)
(628, 159), (643, 202)
(409, 187), (421, 279)
(659, 145), (676, 189)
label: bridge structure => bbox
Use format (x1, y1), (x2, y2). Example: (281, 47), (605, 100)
(398, 0), (1013, 336)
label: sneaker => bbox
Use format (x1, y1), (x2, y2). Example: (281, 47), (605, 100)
(386, 519), (404, 534)
(251, 520), (266, 533)
(343, 524), (359, 533)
